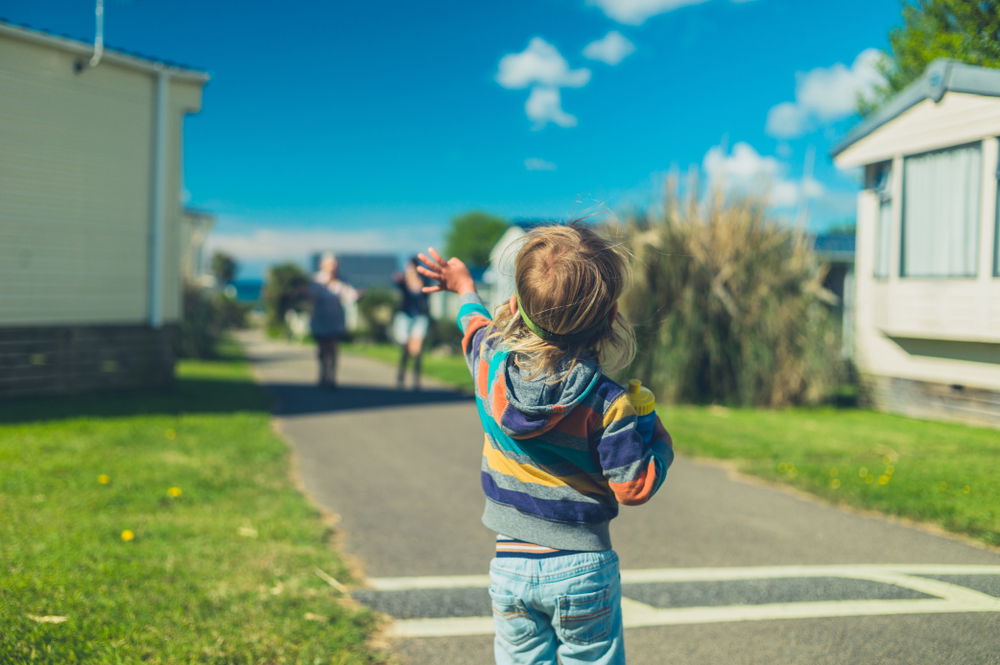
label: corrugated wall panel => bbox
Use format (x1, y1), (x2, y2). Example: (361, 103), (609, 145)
(0, 34), (176, 326)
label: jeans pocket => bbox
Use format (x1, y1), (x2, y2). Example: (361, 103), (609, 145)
(489, 589), (539, 647)
(555, 586), (614, 646)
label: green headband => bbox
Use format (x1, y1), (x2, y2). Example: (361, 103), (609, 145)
(516, 293), (609, 344)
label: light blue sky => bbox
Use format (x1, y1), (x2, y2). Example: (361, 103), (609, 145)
(6, 0), (903, 278)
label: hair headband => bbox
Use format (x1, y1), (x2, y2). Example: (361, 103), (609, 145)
(516, 293), (609, 344)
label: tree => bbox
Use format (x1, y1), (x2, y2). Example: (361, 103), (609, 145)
(263, 263), (309, 334)
(443, 211), (508, 268)
(211, 251), (238, 285)
(860, 0), (1000, 115)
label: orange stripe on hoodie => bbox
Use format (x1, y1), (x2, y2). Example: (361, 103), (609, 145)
(552, 404), (600, 439)
(609, 458), (661, 506)
(461, 315), (490, 355)
(477, 357), (490, 400)
(490, 373), (510, 418)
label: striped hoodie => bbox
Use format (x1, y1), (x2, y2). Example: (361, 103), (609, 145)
(457, 293), (674, 552)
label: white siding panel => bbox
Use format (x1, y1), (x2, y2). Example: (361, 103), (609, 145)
(0, 35), (153, 325)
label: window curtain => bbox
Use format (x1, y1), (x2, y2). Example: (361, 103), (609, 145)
(995, 141), (1000, 276)
(902, 143), (981, 277)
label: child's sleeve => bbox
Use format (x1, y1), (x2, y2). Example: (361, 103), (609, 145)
(455, 292), (492, 371)
(595, 394), (674, 506)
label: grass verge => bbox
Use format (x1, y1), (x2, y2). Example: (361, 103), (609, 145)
(344, 343), (999, 547)
(0, 340), (386, 664)
(341, 342), (474, 390)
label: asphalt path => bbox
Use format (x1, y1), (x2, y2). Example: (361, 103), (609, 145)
(238, 331), (1000, 665)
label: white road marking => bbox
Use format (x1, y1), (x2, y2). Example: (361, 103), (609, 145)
(368, 564), (1000, 590)
(363, 564), (1000, 638)
(371, 574), (489, 591)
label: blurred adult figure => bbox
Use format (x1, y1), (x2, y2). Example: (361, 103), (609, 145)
(393, 257), (430, 390)
(307, 253), (359, 390)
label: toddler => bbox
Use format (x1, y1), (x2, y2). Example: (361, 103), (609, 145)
(418, 223), (673, 665)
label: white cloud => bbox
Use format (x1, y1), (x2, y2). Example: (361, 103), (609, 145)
(589, 0), (710, 24)
(766, 48), (884, 138)
(525, 87), (577, 128)
(204, 223), (444, 278)
(496, 37), (591, 89)
(497, 38), (591, 129)
(769, 180), (799, 208)
(766, 102), (808, 139)
(525, 157), (557, 171)
(704, 142), (780, 183)
(583, 31), (636, 65)
(802, 176), (825, 199)
(702, 141), (823, 209)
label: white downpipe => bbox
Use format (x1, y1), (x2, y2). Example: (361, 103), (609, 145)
(88, 0), (104, 68)
(149, 68), (168, 328)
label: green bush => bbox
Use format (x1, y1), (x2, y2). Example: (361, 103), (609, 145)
(355, 288), (397, 343)
(619, 181), (843, 407)
(427, 316), (462, 354)
(176, 286), (249, 359)
(263, 263), (309, 336)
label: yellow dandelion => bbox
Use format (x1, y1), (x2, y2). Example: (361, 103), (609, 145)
(878, 475), (890, 485)
(164, 428), (177, 440)
(962, 485), (971, 495)
(858, 467), (869, 479)
(97, 474), (110, 485)
(830, 478), (841, 489)
(167, 487), (182, 498)
(885, 464), (895, 475)
(120, 529), (135, 542)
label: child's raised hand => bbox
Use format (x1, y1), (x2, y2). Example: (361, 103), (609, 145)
(416, 248), (475, 295)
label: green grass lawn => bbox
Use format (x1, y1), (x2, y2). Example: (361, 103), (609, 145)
(345, 343), (999, 547)
(0, 341), (385, 664)
(342, 342), (475, 390)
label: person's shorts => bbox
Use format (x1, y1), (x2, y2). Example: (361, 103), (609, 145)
(392, 313), (430, 345)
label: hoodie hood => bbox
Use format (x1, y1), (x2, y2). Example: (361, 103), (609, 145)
(495, 353), (602, 438)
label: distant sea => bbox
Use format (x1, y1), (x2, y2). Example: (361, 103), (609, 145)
(232, 279), (263, 303)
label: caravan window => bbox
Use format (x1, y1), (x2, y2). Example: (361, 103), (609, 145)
(867, 162), (892, 279)
(995, 138), (1000, 277)
(901, 143), (981, 278)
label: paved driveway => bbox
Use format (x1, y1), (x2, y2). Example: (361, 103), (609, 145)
(238, 331), (1000, 664)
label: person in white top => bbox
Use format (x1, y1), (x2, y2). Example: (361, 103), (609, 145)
(306, 253), (359, 389)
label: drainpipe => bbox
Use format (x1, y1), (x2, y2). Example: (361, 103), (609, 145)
(149, 67), (168, 328)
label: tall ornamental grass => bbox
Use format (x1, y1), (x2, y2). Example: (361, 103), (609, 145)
(619, 182), (842, 407)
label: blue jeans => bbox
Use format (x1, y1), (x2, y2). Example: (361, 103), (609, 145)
(488, 550), (624, 665)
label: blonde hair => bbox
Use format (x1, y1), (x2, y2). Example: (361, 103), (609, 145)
(489, 222), (636, 379)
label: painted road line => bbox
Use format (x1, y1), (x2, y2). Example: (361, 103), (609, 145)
(388, 596), (1000, 638)
(368, 564), (1000, 591)
(855, 570), (998, 605)
(365, 565), (1000, 638)
(370, 574), (489, 591)
(618, 564), (1000, 584)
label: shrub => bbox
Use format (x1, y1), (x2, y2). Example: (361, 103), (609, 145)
(263, 263), (309, 337)
(618, 181), (842, 407)
(177, 286), (249, 359)
(427, 316), (461, 354)
(355, 288), (397, 343)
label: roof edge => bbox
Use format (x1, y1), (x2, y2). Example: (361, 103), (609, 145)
(0, 18), (210, 82)
(831, 59), (1000, 158)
